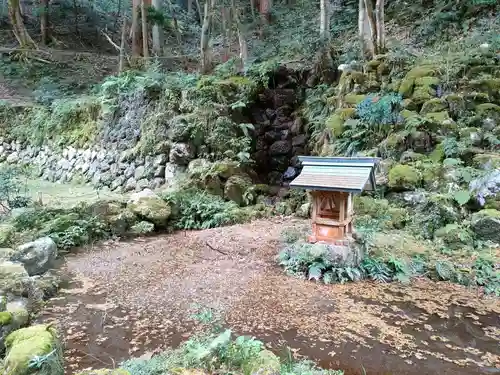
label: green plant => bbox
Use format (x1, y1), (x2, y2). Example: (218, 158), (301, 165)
(162, 188), (243, 230)
(0, 165), (31, 212)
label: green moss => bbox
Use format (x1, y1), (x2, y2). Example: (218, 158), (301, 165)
(224, 175), (253, 206)
(475, 103), (500, 121)
(398, 77), (414, 98)
(411, 86), (434, 104)
(377, 62), (390, 76)
(344, 94), (367, 105)
(425, 111), (452, 124)
(365, 59), (382, 71)
(211, 160), (242, 179)
(429, 144), (445, 162)
(128, 197), (171, 228)
(400, 109), (417, 119)
(406, 66), (439, 79)
(243, 350), (280, 375)
(402, 98), (416, 110)
(414, 76), (440, 87)
(0, 261), (29, 295)
(470, 78), (500, 93)
(420, 98), (448, 114)
(388, 164), (421, 190)
(464, 92), (491, 108)
(4, 324), (63, 375)
(0, 224), (15, 247)
(0, 311), (12, 325)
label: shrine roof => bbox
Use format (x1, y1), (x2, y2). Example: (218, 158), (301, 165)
(289, 156), (379, 193)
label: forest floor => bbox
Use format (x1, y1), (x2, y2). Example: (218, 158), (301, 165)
(37, 218), (500, 375)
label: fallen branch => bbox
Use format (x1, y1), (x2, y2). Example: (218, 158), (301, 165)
(205, 241), (227, 256)
(101, 29), (121, 51)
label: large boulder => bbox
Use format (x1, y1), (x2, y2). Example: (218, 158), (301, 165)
(224, 175), (253, 206)
(11, 237), (57, 276)
(471, 209), (500, 244)
(388, 164), (421, 191)
(169, 143), (195, 166)
(127, 189), (171, 227)
(0, 261), (29, 295)
(3, 324), (63, 375)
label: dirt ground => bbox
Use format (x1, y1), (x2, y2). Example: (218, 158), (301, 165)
(37, 218), (500, 375)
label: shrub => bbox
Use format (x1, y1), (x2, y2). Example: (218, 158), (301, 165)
(0, 165), (31, 213)
(162, 189), (243, 230)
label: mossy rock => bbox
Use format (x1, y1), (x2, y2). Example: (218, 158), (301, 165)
(325, 108), (355, 137)
(211, 160), (242, 180)
(466, 65), (500, 78)
(429, 144), (445, 162)
(377, 62), (390, 76)
(400, 109), (418, 119)
(471, 209), (500, 243)
(365, 59), (382, 72)
(379, 132), (406, 156)
(444, 94), (466, 117)
(406, 66), (439, 79)
(434, 223), (475, 250)
(0, 261), (29, 296)
(412, 85), (435, 105)
(400, 150), (424, 164)
(387, 207), (410, 229)
(344, 94), (367, 106)
(224, 175), (253, 206)
(425, 111), (455, 130)
(128, 191), (172, 228)
(475, 103), (500, 122)
(470, 78), (500, 94)
(402, 98), (417, 110)
(4, 324), (63, 375)
(420, 98), (448, 115)
(243, 350), (280, 375)
(464, 92), (491, 108)
(398, 78), (415, 98)
(106, 209), (137, 236)
(472, 153), (500, 169)
(75, 369), (131, 375)
(388, 164), (421, 191)
(1, 301), (30, 351)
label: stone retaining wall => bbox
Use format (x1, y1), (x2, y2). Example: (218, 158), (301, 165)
(0, 139), (191, 192)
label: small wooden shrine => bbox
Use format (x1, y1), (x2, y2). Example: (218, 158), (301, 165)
(290, 156), (379, 245)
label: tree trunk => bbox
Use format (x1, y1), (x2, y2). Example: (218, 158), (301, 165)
(249, 0), (256, 20)
(141, 0), (149, 59)
(8, 0), (35, 48)
(221, 7), (229, 62)
(119, 19), (127, 73)
(131, 0), (141, 57)
(375, 0), (385, 53)
(319, 0), (329, 42)
(40, 0), (49, 45)
(152, 0), (163, 54)
(232, 1), (248, 69)
(358, 0), (374, 59)
(363, 0), (377, 56)
(200, 0), (212, 73)
(187, 0), (192, 13)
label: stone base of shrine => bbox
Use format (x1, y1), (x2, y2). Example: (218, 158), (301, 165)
(308, 236), (363, 266)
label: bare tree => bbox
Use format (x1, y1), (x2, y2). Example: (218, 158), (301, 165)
(131, 0), (142, 58)
(319, 0), (330, 41)
(119, 19), (127, 72)
(375, 0), (385, 53)
(40, 0), (49, 45)
(141, 0), (149, 59)
(200, 0), (214, 73)
(152, 0), (163, 54)
(8, 0), (35, 48)
(232, 0), (248, 68)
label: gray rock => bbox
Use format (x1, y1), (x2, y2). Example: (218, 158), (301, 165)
(471, 210), (500, 244)
(110, 175), (126, 191)
(134, 165), (146, 180)
(269, 140), (292, 156)
(11, 237), (57, 276)
(283, 166), (298, 180)
(92, 172), (101, 187)
(124, 177), (137, 192)
(169, 143), (195, 165)
(99, 162), (111, 172)
(124, 164), (136, 179)
(149, 178), (165, 190)
(154, 166), (166, 178)
(154, 154), (167, 167)
(292, 134), (307, 147)
(136, 179), (150, 191)
(100, 172), (114, 186)
(6, 152), (19, 164)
